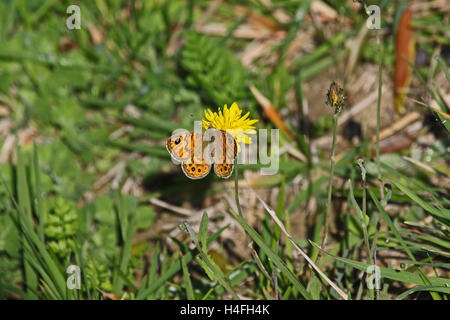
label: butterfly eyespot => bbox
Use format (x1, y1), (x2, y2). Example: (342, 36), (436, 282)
(191, 167), (195, 172)
(198, 169), (201, 173)
(174, 137), (181, 145)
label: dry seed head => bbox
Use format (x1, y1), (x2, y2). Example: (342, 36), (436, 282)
(326, 81), (346, 114)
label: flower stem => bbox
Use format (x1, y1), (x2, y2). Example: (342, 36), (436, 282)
(321, 110), (341, 248)
(234, 159), (244, 219)
(376, 35), (384, 201)
(357, 159), (377, 299)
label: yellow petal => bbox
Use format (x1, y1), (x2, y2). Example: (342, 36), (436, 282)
(202, 119), (211, 129)
(201, 102), (258, 151)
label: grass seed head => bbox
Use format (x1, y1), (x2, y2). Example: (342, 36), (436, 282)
(326, 81), (346, 114)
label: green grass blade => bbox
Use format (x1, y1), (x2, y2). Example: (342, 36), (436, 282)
(389, 180), (449, 222)
(212, 263), (257, 297)
(113, 195), (136, 294)
(310, 241), (450, 288)
(180, 252), (195, 300)
(136, 225), (228, 299)
(3, 172), (67, 299)
(199, 212), (208, 253)
(369, 190), (442, 300)
(228, 208), (312, 300)
(396, 285), (450, 300)
(437, 56), (450, 84)
(16, 149), (38, 299)
(183, 220), (239, 300)
(32, 143), (44, 241)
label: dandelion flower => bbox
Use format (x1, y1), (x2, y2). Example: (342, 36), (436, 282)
(202, 102), (258, 151)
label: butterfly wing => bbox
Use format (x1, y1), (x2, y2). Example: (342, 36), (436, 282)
(214, 131), (237, 179)
(166, 131), (192, 162)
(167, 130), (235, 179)
(182, 161), (211, 179)
(183, 131), (212, 179)
(213, 163), (234, 179)
(224, 131), (237, 164)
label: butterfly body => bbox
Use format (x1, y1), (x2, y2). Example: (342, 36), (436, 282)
(166, 129), (237, 179)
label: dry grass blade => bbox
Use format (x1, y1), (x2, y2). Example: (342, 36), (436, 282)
(149, 198), (193, 216)
(250, 85), (295, 140)
(338, 90), (379, 127)
(247, 184), (348, 300)
(195, 0), (223, 27)
(345, 25), (369, 76)
(394, 8), (415, 115)
(407, 97), (450, 119)
(402, 156), (441, 176)
(373, 111), (421, 143)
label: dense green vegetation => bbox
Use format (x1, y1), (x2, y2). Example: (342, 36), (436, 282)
(0, 0), (448, 300)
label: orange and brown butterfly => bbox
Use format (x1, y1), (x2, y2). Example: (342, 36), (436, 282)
(167, 102), (257, 179)
(166, 130), (237, 180)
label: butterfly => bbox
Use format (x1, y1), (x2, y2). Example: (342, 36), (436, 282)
(166, 129), (237, 179)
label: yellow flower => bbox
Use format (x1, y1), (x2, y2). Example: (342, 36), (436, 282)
(202, 102), (258, 151)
